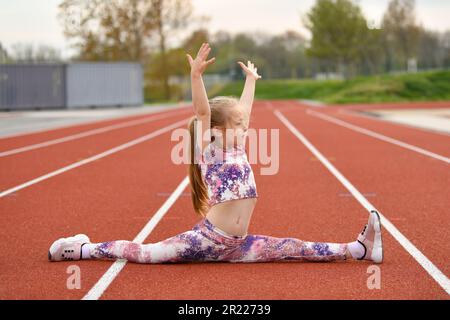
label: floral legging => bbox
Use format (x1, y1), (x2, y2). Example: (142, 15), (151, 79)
(90, 218), (348, 263)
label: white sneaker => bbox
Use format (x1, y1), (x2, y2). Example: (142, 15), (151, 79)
(357, 210), (383, 264)
(48, 234), (90, 262)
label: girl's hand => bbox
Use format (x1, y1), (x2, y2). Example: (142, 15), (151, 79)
(186, 43), (216, 77)
(238, 60), (262, 80)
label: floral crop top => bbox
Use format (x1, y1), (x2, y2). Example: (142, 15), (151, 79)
(196, 142), (258, 207)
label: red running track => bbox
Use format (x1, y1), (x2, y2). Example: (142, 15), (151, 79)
(0, 101), (448, 299)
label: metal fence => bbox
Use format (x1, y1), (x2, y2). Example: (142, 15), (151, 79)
(0, 62), (143, 110)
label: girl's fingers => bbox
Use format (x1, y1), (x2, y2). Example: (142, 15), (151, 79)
(238, 61), (260, 77)
(205, 47), (211, 56)
(199, 44), (206, 57)
(201, 46), (211, 60)
(238, 62), (247, 70)
(187, 54), (195, 67)
(206, 57), (216, 66)
(197, 43), (206, 56)
(199, 43), (211, 59)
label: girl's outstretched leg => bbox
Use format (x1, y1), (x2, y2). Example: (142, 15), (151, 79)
(221, 210), (383, 264)
(86, 229), (224, 263)
(49, 228), (226, 263)
(222, 234), (349, 263)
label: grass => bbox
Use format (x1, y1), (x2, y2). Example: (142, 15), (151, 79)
(214, 70), (450, 104)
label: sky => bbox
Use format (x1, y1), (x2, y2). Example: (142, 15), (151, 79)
(1, 0), (449, 59)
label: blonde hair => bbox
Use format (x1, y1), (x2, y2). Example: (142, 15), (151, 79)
(188, 96), (239, 217)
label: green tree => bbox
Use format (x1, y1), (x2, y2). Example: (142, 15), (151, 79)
(9, 43), (62, 63)
(0, 42), (12, 64)
(258, 32), (307, 79)
(358, 28), (385, 75)
(209, 31), (234, 75)
(382, 0), (421, 71)
(305, 0), (370, 78)
(58, 0), (156, 62)
(59, 0), (193, 100)
(150, 0), (193, 99)
(418, 30), (443, 69)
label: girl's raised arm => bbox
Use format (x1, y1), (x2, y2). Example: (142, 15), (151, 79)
(186, 43), (216, 150)
(237, 60), (262, 116)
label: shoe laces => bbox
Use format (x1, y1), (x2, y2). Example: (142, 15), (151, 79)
(61, 247), (76, 260)
(361, 224), (368, 236)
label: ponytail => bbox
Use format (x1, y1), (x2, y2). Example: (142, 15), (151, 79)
(188, 117), (209, 217)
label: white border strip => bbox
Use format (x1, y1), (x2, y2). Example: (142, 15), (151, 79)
(299, 99), (326, 108)
(0, 104), (190, 140)
(339, 109), (450, 138)
(0, 110), (188, 157)
(0, 118), (189, 198)
(274, 108), (450, 295)
(307, 109), (450, 164)
(82, 177), (189, 300)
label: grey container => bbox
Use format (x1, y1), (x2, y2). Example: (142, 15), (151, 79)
(0, 62), (143, 110)
(0, 64), (65, 110)
(66, 62), (143, 109)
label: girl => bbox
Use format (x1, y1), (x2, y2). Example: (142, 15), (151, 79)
(48, 43), (383, 264)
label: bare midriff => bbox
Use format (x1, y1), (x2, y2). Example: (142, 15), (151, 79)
(205, 197), (257, 237)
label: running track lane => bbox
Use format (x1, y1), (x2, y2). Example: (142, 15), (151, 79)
(97, 101), (448, 299)
(0, 101), (446, 298)
(0, 110), (191, 191)
(299, 102), (450, 157)
(0, 116), (190, 299)
(278, 101), (449, 281)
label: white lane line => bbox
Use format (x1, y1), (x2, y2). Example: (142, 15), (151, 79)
(82, 177), (189, 300)
(306, 109), (450, 164)
(0, 110), (189, 157)
(274, 108), (450, 295)
(0, 118), (189, 198)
